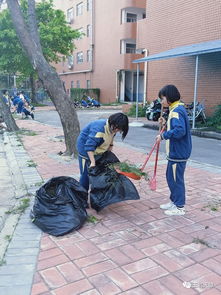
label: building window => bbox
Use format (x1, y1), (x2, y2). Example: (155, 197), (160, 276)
(126, 13), (137, 23)
(87, 0), (92, 11)
(87, 50), (91, 62)
(126, 43), (136, 53)
(71, 81), (74, 88)
(77, 27), (84, 39)
(86, 80), (91, 89)
(76, 80), (80, 88)
(77, 52), (83, 63)
(67, 55), (74, 69)
(87, 24), (91, 37)
(67, 8), (74, 24)
(76, 2), (83, 16)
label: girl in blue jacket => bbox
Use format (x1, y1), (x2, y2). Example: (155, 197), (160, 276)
(77, 112), (129, 190)
(156, 85), (192, 216)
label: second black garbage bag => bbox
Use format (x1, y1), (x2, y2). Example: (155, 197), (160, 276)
(89, 151), (140, 212)
(31, 176), (88, 236)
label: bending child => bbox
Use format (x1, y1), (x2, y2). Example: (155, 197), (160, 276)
(77, 112), (129, 191)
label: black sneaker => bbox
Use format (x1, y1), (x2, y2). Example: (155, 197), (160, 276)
(31, 113), (34, 120)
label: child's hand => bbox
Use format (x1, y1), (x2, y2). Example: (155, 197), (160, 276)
(158, 116), (166, 126)
(156, 135), (162, 143)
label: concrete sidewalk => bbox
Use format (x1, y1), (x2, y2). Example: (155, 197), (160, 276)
(0, 119), (221, 295)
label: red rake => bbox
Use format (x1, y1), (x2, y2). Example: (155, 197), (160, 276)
(149, 140), (160, 190)
(116, 125), (165, 182)
(116, 105), (165, 183)
(149, 105), (164, 190)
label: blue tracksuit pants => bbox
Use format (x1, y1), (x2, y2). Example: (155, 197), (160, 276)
(78, 155), (90, 191)
(17, 100), (24, 113)
(166, 161), (186, 207)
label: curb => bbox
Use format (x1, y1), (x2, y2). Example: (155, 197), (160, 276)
(3, 133), (27, 198)
(0, 133), (27, 262)
(0, 132), (43, 295)
(190, 129), (221, 140)
(35, 105), (123, 112)
(143, 123), (221, 140)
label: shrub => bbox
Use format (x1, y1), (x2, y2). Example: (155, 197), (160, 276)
(206, 105), (221, 127)
(126, 104), (146, 117)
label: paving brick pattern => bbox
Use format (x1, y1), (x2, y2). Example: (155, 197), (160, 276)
(13, 120), (221, 294)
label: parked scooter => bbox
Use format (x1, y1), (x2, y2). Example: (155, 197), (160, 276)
(86, 96), (100, 108)
(146, 98), (161, 121)
(73, 99), (90, 108)
(73, 96), (101, 109)
(146, 98), (168, 121)
(81, 99), (90, 108)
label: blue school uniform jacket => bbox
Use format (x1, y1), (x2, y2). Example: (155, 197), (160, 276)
(77, 119), (114, 158)
(162, 101), (192, 161)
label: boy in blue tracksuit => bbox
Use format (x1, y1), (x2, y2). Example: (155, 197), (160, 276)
(12, 93), (34, 119)
(77, 112), (129, 190)
(156, 85), (192, 216)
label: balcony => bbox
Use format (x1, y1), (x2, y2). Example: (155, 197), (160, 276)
(121, 53), (144, 71)
(120, 22), (137, 39)
(121, 6), (146, 25)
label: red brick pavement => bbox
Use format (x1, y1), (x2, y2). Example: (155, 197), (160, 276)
(16, 119), (221, 295)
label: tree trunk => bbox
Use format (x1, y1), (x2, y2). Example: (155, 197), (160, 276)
(0, 95), (19, 132)
(6, 0), (80, 156)
(29, 73), (38, 104)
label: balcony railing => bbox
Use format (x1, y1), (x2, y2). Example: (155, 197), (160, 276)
(121, 53), (144, 71)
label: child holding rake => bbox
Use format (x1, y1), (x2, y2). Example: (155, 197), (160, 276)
(156, 85), (192, 216)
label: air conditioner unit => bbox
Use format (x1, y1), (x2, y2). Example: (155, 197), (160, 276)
(136, 48), (144, 54)
(67, 19), (74, 24)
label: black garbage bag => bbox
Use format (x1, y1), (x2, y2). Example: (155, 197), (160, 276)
(30, 176), (88, 236)
(89, 151), (140, 212)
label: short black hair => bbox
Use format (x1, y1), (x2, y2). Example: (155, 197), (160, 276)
(158, 85), (180, 103)
(108, 112), (129, 140)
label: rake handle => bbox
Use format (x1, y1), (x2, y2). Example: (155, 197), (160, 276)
(140, 124), (165, 172)
(153, 140), (160, 177)
(153, 104), (164, 176)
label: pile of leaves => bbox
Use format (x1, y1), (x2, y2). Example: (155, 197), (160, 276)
(110, 161), (148, 180)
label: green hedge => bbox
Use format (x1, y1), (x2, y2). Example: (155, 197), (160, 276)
(70, 88), (100, 101)
(127, 104), (147, 117)
(206, 105), (221, 127)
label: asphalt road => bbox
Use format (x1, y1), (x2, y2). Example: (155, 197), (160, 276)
(34, 109), (221, 167)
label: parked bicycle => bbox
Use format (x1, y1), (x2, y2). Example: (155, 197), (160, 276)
(185, 100), (206, 124)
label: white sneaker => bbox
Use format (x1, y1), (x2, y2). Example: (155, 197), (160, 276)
(160, 202), (175, 210)
(164, 206), (185, 216)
